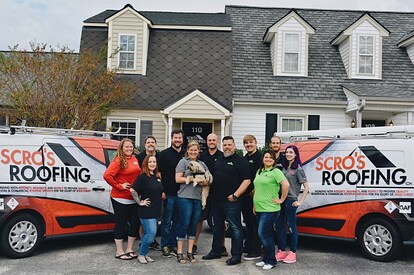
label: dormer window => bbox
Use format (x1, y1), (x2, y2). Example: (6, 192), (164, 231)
(283, 32), (300, 73)
(358, 35), (374, 74)
(263, 10), (315, 77)
(119, 34), (136, 69)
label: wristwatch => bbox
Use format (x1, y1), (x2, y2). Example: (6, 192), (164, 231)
(232, 194), (238, 201)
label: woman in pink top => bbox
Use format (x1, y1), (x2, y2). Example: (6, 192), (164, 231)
(104, 138), (141, 260)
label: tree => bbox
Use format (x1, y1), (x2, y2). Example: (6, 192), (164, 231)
(0, 43), (134, 129)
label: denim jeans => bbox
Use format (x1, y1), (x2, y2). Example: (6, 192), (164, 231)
(257, 211), (279, 265)
(139, 218), (157, 256)
(275, 198), (298, 252)
(177, 197), (202, 241)
(211, 200), (243, 259)
(160, 195), (178, 248)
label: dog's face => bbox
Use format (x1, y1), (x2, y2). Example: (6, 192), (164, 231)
(187, 161), (206, 173)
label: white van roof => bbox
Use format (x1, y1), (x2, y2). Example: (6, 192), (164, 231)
(275, 125), (414, 142)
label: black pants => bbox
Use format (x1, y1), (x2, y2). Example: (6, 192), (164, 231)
(111, 198), (139, 239)
(241, 195), (261, 255)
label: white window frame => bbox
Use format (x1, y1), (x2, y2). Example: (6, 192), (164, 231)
(282, 32), (301, 73)
(107, 118), (139, 145)
(280, 115), (305, 132)
(357, 34), (375, 75)
(118, 34), (137, 70)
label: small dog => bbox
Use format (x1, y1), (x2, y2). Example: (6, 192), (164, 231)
(186, 161), (213, 209)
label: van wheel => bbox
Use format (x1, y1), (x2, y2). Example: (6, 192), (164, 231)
(0, 213), (43, 258)
(357, 217), (401, 262)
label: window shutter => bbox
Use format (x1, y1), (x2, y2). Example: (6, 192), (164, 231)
(265, 114), (278, 144)
(308, 115), (320, 130)
(140, 120), (153, 147)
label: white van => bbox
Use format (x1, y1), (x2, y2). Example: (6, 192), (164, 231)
(0, 126), (120, 258)
(276, 126), (414, 262)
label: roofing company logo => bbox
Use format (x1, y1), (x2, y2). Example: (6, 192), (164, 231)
(399, 202), (412, 214)
(0, 198), (4, 210)
(384, 201), (397, 213)
(6, 197), (19, 210)
(316, 146), (406, 186)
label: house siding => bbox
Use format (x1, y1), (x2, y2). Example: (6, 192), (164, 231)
(109, 10), (145, 73)
(339, 38), (350, 76)
(407, 44), (414, 65)
(168, 95), (227, 119)
(232, 104), (350, 148)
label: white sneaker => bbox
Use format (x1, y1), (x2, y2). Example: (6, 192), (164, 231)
(263, 264), (275, 270)
(145, 255), (155, 263)
(137, 255), (147, 264)
(255, 261), (265, 267)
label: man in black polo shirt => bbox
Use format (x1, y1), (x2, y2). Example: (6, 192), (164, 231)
(270, 135), (287, 169)
(242, 134), (262, 261)
(202, 136), (250, 266)
(158, 129), (185, 257)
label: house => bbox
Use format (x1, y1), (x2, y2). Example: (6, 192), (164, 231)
(80, 4), (232, 150)
(81, 5), (414, 149)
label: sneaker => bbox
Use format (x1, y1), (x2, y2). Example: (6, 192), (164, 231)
(263, 264), (275, 270)
(221, 246), (229, 257)
(192, 244), (198, 255)
(137, 255), (148, 264)
(170, 247), (178, 256)
(276, 249), (287, 262)
(145, 255), (155, 263)
(225, 257), (241, 266)
(243, 253), (261, 261)
(255, 261), (265, 267)
(162, 246), (171, 258)
(149, 240), (161, 251)
(283, 251), (296, 264)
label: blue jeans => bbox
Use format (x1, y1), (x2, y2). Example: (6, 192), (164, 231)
(161, 195), (178, 248)
(257, 212), (279, 265)
(211, 200), (243, 259)
(275, 199), (298, 252)
(139, 218), (157, 256)
(177, 198), (202, 240)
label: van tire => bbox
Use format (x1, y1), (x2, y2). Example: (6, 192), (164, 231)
(357, 217), (401, 262)
(1, 213), (43, 258)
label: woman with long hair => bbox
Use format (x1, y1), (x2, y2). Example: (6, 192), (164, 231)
(175, 141), (210, 264)
(130, 155), (163, 264)
(103, 138), (141, 260)
(253, 149), (289, 270)
(275, 145), (309, 264)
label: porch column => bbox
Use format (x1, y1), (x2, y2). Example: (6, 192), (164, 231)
(168, 117), (173, 147)
(408, 112), (413, 125)
(220, 119), (225, 150)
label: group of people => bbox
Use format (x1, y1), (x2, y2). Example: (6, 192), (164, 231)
(103, 130), (309, 270)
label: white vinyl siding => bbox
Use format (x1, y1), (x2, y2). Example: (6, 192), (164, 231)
(358, 35), (374, 74)
(232, 104), (350, 149)
(339, 38), (350, 76)
(118, 34), (136, 69)
(167, 95), (225, 119)
(108, 9), (146, 74)
(407, 44), (414, 65)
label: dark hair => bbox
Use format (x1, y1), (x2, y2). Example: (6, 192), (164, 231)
(222, 135), (234, 143)
(284, 145), (302, 170)
(171, 129), (184, 138)
(145, 135), (157, 143)
(258, 149), (277, 174)
(141, 155), (160, 178)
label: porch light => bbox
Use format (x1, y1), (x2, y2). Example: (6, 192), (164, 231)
(388, 120), (394, 126)
(351, 119), (356, 128)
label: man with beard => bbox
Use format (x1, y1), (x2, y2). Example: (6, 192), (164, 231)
(202, 136), (250, 266)
(194, 133), (228, 256)
(270, 136), (287, 169)
(136, 136), (161, 251)
(158, 129), (185, 257)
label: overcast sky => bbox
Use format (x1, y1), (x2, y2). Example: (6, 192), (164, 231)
(1, 0), (414, 52)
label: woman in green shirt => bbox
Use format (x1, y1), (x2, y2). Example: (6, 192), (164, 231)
(253, 149), (289, 270)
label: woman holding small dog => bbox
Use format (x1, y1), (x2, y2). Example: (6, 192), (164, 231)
(175, 141), (211, 264)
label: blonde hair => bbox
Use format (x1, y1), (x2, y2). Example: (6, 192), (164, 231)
(115, 138), (134, 170)
(185, 140), (200, 158)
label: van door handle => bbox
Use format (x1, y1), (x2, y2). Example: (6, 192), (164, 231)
(92, 187), (106, 191)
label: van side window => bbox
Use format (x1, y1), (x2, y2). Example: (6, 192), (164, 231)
(104, 149), (117, 167)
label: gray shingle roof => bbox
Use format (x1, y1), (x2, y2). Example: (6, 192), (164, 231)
(397, 29), (414, 45)
(80, 27), (232, 110)
(226, 6), (414, 103)
(84, 8), (231, 27)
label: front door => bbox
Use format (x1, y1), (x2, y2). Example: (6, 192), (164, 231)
(182, 122), (212, 152)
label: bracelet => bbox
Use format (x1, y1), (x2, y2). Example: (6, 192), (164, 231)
(232, 194), (238, 201)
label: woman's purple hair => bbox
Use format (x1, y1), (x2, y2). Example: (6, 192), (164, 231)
(285, 145), (302, 170)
